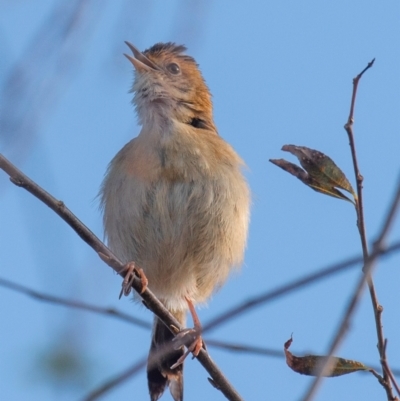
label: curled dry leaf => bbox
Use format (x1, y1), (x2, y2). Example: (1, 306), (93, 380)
(284, 336), (368, 377)
(270, 145), (357, 204)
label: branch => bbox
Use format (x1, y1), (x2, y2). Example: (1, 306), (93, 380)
(301, 59), (400, 401)
(0, 154), (243, 401)
(344, 57), (396, 400)
(382, 340), (400, 397)
(301, 176), (400, 401)
(344, 59), (375, 252)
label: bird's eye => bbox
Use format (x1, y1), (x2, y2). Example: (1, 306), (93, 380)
(166, 62), (181, 75)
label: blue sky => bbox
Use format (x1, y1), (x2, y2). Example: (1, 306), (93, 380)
(0, 1), (399, 400)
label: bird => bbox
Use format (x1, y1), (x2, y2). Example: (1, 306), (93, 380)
(100, 41), (250, 401)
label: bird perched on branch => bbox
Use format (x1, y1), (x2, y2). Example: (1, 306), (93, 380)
(100, 41), (250, 401)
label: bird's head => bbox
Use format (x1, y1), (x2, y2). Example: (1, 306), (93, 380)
(125, 42), (214, 130)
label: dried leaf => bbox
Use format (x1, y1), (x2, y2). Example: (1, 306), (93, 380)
(270, 145), (357, 204)
(284, 336), (368, 377)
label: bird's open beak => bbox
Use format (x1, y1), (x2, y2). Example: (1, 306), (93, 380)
(124, 41), (160, 72)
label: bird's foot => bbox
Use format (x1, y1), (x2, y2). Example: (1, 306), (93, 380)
(119, 262), (148, 298)
(170, 327), (205, 369)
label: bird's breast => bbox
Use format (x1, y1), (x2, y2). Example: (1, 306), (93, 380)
(101, 124), (250, 310)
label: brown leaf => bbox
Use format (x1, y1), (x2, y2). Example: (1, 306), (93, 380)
(284, 336), (368, 377)
(270, 145), (357, 204)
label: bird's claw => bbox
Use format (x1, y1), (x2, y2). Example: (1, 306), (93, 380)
(170, 327), (204, 369)
(119, 262), (148, 298)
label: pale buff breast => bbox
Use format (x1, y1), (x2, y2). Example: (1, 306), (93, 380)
(101, 123), (250, 311)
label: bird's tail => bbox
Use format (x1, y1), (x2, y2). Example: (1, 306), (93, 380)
(147, 311), (185, 401)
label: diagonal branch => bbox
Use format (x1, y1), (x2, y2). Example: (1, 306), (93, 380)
(0, 153), (243, 401)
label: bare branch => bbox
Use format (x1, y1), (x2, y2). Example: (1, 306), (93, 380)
(301, 59), (400, 401)
(346, 58), (375, 127)
(301, 176), (400, 401)
(344, 57), (396, 400)
(344, 59), (375, 259)
(344, 58), (376, 255)
(382, 340), (400, 397)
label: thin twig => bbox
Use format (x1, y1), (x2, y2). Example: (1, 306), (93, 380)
(370, 368), (387, 385)
(344, 58), (375, 255)
(344, 59), (376, 260)
(0, 153), (243, 401)
(344, 57), (395, 400)
(346, 58), (375, 130)
(301, 59), (400, 401)
(301, 177), (400, 401)
(345, 59), (376, 258)
(382, 340), (400, 397)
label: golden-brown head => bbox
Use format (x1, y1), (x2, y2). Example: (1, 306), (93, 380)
(124, 42), (214, 130)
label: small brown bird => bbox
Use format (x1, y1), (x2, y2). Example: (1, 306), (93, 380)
(100, 42), (250, 401)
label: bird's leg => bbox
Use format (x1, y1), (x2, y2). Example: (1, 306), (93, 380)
(186, 297), (204, 356)
(119, 262), (148, 298)
(170, 297), (205, 369)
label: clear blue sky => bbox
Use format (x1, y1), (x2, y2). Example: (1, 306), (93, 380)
(0, 1), (399, 400)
